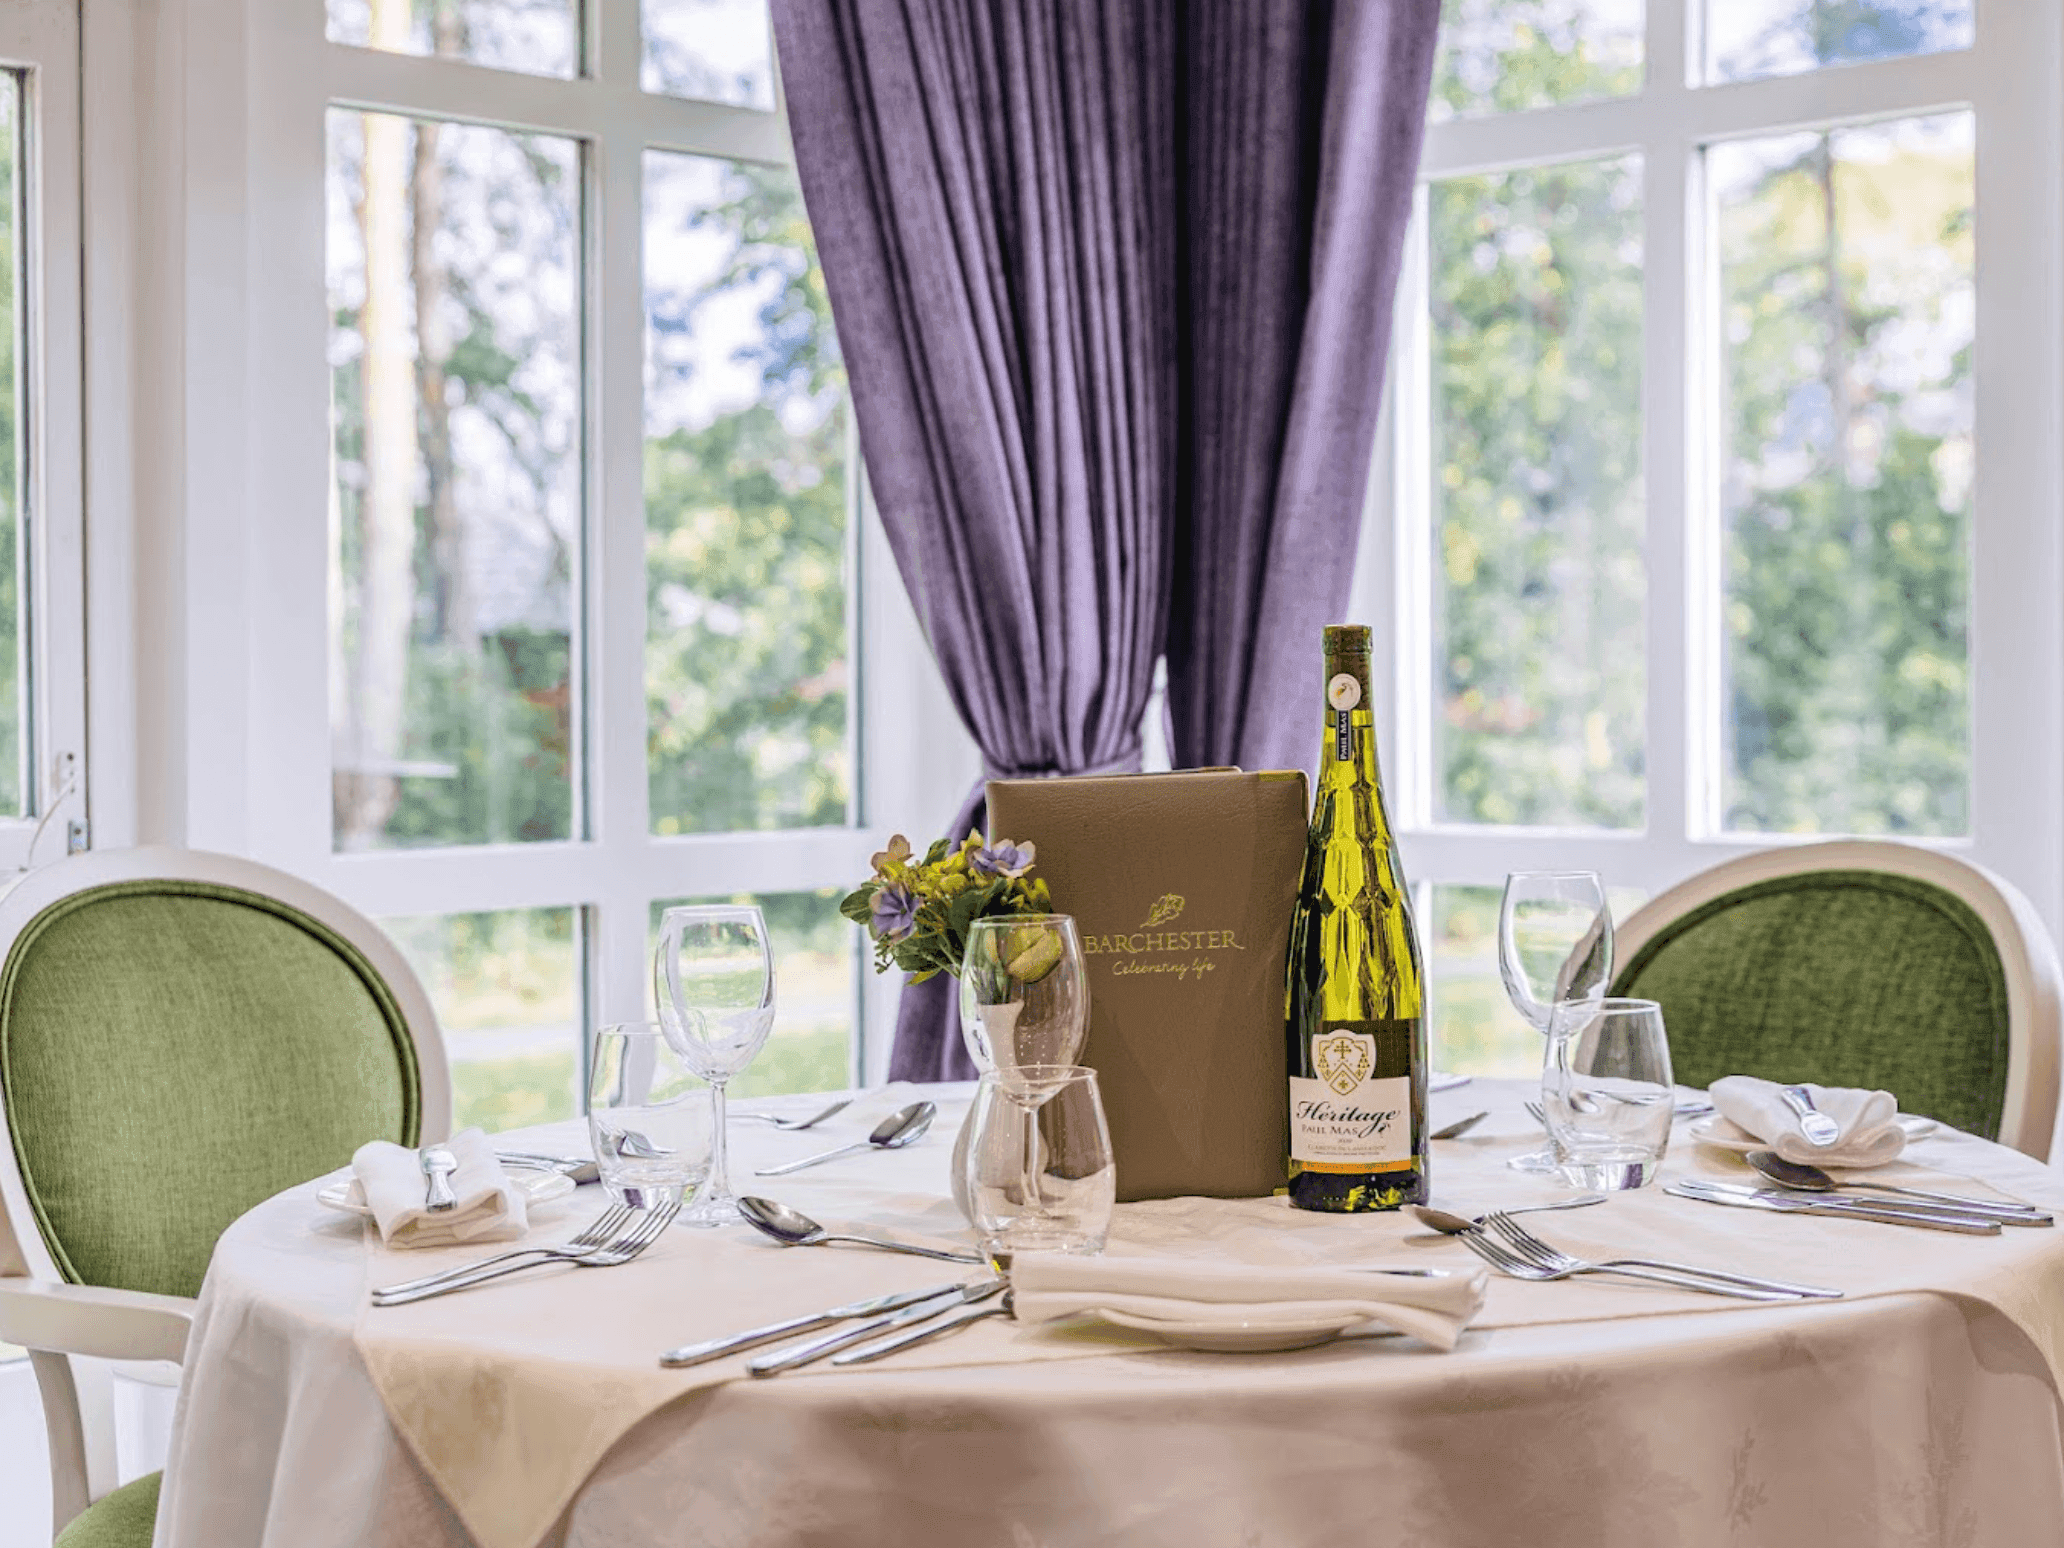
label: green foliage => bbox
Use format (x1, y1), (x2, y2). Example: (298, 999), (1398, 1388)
(645, 159), (851, 837)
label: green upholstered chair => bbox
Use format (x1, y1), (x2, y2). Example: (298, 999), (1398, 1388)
(0, 847), (450, 1546)
(1611, 841), (2060, 1159)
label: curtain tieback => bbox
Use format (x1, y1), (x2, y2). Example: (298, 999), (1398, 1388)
(984, 745), (1143, 782)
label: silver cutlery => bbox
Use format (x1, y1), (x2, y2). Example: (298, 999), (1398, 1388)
(832, 1291), (1017, 1365)
(736, 1096), (856, 1131)
(420, 1146), (460, 1213)
(373, 1203), (635, 1300)
(371, 1198), (679, 1305)
(739, 1196), (987, 1264)
(751, 1102), (938, 1178)
(1482, 1211), (1842, 1300)
(1666, 1179), (2001, 1234)
(1430, 1111), (1489, 1141)
(497, 1151), (603, 1186)
(1450, 1220), (1798, 1300)
(1777, 1085), (1843, 1147)
(1525, 1099), (1713, 1127)
(659, 1278), (981, 1367)
(1744, 1149), (2052, 1224)
(1408, 1195), (1607, 1235)
(746, 1276), (1007, 1376)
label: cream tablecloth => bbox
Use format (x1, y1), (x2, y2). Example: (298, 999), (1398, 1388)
(154, 1080), (2064, 1548)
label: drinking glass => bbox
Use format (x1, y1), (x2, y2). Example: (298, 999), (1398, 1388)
(1539, 998), (1673, 1189)
(963, 1066), (1115, 1259)
(958, 914), (1090, 1077)
(587, 1021), (715, 1209)
(1498, 871), (1613, 1174)
(655, 904), (775, 1227)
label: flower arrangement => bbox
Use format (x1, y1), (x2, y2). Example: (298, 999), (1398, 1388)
(840, 830), (1054, 984)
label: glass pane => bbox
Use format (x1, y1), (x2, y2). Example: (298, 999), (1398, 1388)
(328, 111), (582, 852)
(642, 0), (775, 110)
(1714, 113), (1973, 836)
(0, 78), (24, 819)
(649, 890), (854, 1096)
(1429, 154), (1645, 829)
(384, 908), (583, 1133)
(644, 151), (850, 836)
(1430, 0), (1642, 124)
(327, 0), (578, 79)
(1428, 883), (1645, 1077)
(1707, 1), (1971, 84)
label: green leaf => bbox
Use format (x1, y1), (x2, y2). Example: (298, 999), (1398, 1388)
(838, 887), (876, 925)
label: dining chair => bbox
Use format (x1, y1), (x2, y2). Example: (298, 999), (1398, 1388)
(1611, 840), (2061, 1160)
(0, 846), (450, 1546)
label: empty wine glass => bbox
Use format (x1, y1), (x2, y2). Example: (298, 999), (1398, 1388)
(656, 904), (775, 1227)
(1498, 871), (1613, 1176)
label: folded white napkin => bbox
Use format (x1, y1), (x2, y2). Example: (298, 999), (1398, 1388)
(1010, 1253), (1488, 1352)
(349, 1128), (529, 1248)
(1708, 1075), (1906, 1168)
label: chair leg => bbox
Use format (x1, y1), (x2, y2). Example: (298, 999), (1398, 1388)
(30, 1350), (115, 1537)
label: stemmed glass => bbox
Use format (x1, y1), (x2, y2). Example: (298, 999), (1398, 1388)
(655, 904), (775, 1227)
(958, 915), (1090, 1219)
(1498, 871), (1614, 1175)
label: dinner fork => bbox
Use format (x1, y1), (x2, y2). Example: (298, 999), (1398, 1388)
(370, 1203), (634, 1299)
(371, 1197), (676, 1312)
(735, 1096), (855, 1131)
(1481, 1211), (1841, 1300)
(1449, 1220), (1796, 1301)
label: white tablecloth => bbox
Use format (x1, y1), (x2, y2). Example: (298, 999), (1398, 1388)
(154, 1081), (2064, 1548)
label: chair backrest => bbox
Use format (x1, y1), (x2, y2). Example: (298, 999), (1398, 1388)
(0, 847), (451, 1298)
(1612, 841), (2060, 1159)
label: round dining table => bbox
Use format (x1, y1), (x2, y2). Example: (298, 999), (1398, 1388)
(153, 1079), (2064, 1548)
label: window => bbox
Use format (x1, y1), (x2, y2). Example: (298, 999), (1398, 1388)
(238, 0), (893, 1129)
(1361, 1), (2062, 1075)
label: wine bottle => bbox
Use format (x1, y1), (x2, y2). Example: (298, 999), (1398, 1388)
(1285, 624), (1428, 1212)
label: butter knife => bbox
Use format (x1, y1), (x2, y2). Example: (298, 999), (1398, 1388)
(747, 1277), (1007, 1376)
(1667, 1179), (2000, 1234)
(420, 1146), (459, 1213)
(660, 1279), (978, 1367)
(1777, 1085), (1843, 1147)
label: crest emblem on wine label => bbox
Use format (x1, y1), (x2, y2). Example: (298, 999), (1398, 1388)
(1327, 673), (1361, 711)
(1312, 1029), (1375, 1096)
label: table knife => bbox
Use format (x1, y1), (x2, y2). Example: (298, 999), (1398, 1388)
(660, 1279), (978, 1367)
(420, 1146), (459, 1213)
(747, 1276), (1007, 1376)
(1684, 1176), (2015, 1227)
(1666, 1180), (2000, 1234)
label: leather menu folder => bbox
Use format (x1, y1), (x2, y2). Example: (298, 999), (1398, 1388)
(986, 769), (1309, 1202)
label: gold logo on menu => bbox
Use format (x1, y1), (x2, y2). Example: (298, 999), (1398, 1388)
(1141, 894), (1185, 929)
(1313, 1030), (1374, 1096)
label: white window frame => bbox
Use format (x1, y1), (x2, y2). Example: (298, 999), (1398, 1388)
(0, 0), (85, 877)
(1353, 1), (2064, 952)
(103, 0), (984, 1094)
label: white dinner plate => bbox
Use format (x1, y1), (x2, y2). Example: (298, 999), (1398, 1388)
(316, 1170), (577, 1218)
(1688, 1113), (1939, 1153)
(1095, 1303), (1376, 1354)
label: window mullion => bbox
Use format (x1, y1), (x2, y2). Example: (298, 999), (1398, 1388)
(1644, 124), (1693, 849)
(594, 0), (639, 90)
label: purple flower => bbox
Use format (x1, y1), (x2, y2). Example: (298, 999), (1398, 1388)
(870, 882), (920, 941)
(971, 840), (1036, 879)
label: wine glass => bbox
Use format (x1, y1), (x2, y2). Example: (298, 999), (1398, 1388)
(959, 916), (1090, 1222)
(1498, 871), (1613, 1175)
(655, 904), (775, 1227)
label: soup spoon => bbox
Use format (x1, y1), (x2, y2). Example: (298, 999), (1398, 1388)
(752, 1102), (937, 1177)
(1744, 1150), (2051, 1224)
(737, 1196), (986, 1264)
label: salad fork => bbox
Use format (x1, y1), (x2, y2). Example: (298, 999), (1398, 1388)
(372, 1203), (635, 1301)
(1481, 1211), (1840, 1300)
(372, 1201), (678, 1306)
(1451, 1221), (1797, 1301)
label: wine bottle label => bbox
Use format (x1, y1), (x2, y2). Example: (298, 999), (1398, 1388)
(1289, 1021), (1417, 1173)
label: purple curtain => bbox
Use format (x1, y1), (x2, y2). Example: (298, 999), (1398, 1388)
(773, 0), (1437, 1082)
(1168, 4), (1439, 775)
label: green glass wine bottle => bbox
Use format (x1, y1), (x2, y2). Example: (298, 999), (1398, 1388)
(1285, 624), (1428, 1212)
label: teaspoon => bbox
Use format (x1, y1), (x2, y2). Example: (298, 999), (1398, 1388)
(752, 1101), (937, 1177)
(737, 1195), (986, 1265)
(1743, 1150), (2052, 1224)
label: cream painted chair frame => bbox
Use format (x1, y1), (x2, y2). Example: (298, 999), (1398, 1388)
(0, 846), (451, 1540)
(1615, 840), (2062, 1162)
